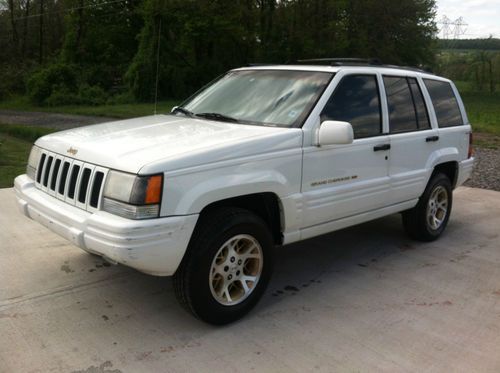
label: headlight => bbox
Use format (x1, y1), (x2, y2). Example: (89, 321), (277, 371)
(26, 146), (42, 181)
(102, 171), (163, 219)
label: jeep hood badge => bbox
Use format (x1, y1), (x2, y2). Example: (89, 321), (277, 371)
(67, 147), (78, 156)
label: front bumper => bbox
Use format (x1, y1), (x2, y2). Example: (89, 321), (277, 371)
(14, 174), (198, 276)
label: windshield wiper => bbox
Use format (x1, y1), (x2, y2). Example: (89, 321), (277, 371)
(195, 112), (240, 123)
(171, 106), (195, 117)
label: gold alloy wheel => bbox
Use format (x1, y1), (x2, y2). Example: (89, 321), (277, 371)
(426, 185), (449, 230)
(209, 234), (263, 306)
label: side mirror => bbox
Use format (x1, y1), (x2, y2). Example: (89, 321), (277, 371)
(318, 120), (354, 146)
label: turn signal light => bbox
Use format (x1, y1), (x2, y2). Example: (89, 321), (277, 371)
(145, 175), (163, 204)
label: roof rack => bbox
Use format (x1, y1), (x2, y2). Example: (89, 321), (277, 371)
(246, 63), (278, 67)
(294, 58), (433, 74)
(296, 58), (383, 66)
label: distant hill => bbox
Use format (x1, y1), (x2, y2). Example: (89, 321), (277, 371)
(438, 38), (500, 51)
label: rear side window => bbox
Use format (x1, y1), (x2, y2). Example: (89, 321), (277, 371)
(424, 79), (463, 127)
(408, 78), (430, 129)
(383, 76), (431, 133)
(321, 75), (381, 138)
(384, 76), (418, 132)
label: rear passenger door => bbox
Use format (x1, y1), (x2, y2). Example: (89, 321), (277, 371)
(383, 75), (439, 203)
(423, 78), (469, 161)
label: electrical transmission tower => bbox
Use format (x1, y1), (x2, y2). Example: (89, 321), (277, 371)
(438, 15), (468, 39)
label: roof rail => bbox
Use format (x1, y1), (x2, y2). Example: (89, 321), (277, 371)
(296, 58), (383, 66)
(294, 58), (433, 74)
(247, 63), (278, 67)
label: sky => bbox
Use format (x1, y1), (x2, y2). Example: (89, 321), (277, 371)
(436, 0), (500, 38)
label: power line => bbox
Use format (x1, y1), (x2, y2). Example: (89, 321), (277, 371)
(13, 0), (128, 21)
(438, 15), (468, 39)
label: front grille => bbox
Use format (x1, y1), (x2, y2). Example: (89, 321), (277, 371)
(34, 150), (108, 211)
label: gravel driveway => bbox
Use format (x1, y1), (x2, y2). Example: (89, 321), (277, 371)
(0, 109), (114, 130)
(464, 147), (500, 191)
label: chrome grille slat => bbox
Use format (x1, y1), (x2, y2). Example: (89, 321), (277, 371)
(34, 150), (108, 212)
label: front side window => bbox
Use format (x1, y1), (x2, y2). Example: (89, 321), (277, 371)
(424, 79), (463, 127)
(182, 70), (333, 127)
(321, 74), (382, 138)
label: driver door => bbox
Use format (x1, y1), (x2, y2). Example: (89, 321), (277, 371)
(301, 73), (391, 228)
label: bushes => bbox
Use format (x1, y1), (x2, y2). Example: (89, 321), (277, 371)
(27, 63), (78, 105)
(0, 63), (33, 100)
(26, 63), (109, 106)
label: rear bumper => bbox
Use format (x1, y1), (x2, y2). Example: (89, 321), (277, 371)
(456, 157), (475, 187)
(14, 174), (198, 276)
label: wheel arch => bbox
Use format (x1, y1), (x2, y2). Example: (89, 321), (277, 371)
(198, 192), (284, 245)
(432, 161), (459, 189)
(425, 148), (460, 189)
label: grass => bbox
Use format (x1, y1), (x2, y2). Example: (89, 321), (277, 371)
(0, 124), (57, 188)
(0, 123), (56, 142)
(0, 96), (179, 119)
(0, 133), (33, 188)
(461, 92), (500, 136)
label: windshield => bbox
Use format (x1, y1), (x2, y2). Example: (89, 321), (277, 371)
(180, 70), (333, 127)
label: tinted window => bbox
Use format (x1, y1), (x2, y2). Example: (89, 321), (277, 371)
(384, 76), (418, 133)
(408, 78), (430, 129)
(424, 79), (463, 127)
(321, 75), (381, 138)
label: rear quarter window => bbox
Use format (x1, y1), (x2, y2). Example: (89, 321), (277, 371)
(423, 79), (463, 127)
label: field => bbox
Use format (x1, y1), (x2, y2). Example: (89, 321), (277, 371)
(0, 91), (498, 188)
(0, 125), (57, 187)
(461, 92), (500, 136)
(0, 133), (33, 188)
(0, 96), (179, 119)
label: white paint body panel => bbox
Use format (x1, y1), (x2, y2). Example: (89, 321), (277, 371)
(15, 175), (197, 276)
(15, 65), (474, 276)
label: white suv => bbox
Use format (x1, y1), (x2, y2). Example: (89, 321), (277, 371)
(15, 60), (474, 324)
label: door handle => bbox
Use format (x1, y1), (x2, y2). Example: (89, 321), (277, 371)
(426, 135), (439, 142)
(373, 144), (391, 151)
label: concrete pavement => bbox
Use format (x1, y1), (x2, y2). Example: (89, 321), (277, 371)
(1, 187), (500, 372)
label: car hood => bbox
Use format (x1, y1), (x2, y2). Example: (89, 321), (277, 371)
(35, 115), (302, 174)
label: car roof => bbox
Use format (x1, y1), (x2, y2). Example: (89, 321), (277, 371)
(233, 64), (448, 82)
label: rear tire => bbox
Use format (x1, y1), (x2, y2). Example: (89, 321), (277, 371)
(173, 207), (274, 325)
(402, 173), (452, 242)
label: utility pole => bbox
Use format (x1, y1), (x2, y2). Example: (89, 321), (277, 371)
(39, 0), (44, 64)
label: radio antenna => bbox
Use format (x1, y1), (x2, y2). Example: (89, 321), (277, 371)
(154, 17), (162, 115)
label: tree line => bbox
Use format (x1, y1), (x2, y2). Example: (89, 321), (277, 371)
(0, 0), (437, 105)
(438, 38), (500, 51)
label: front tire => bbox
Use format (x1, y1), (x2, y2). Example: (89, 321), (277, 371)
(173, 207), (274, 325)
(402, 173), (453, 241)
